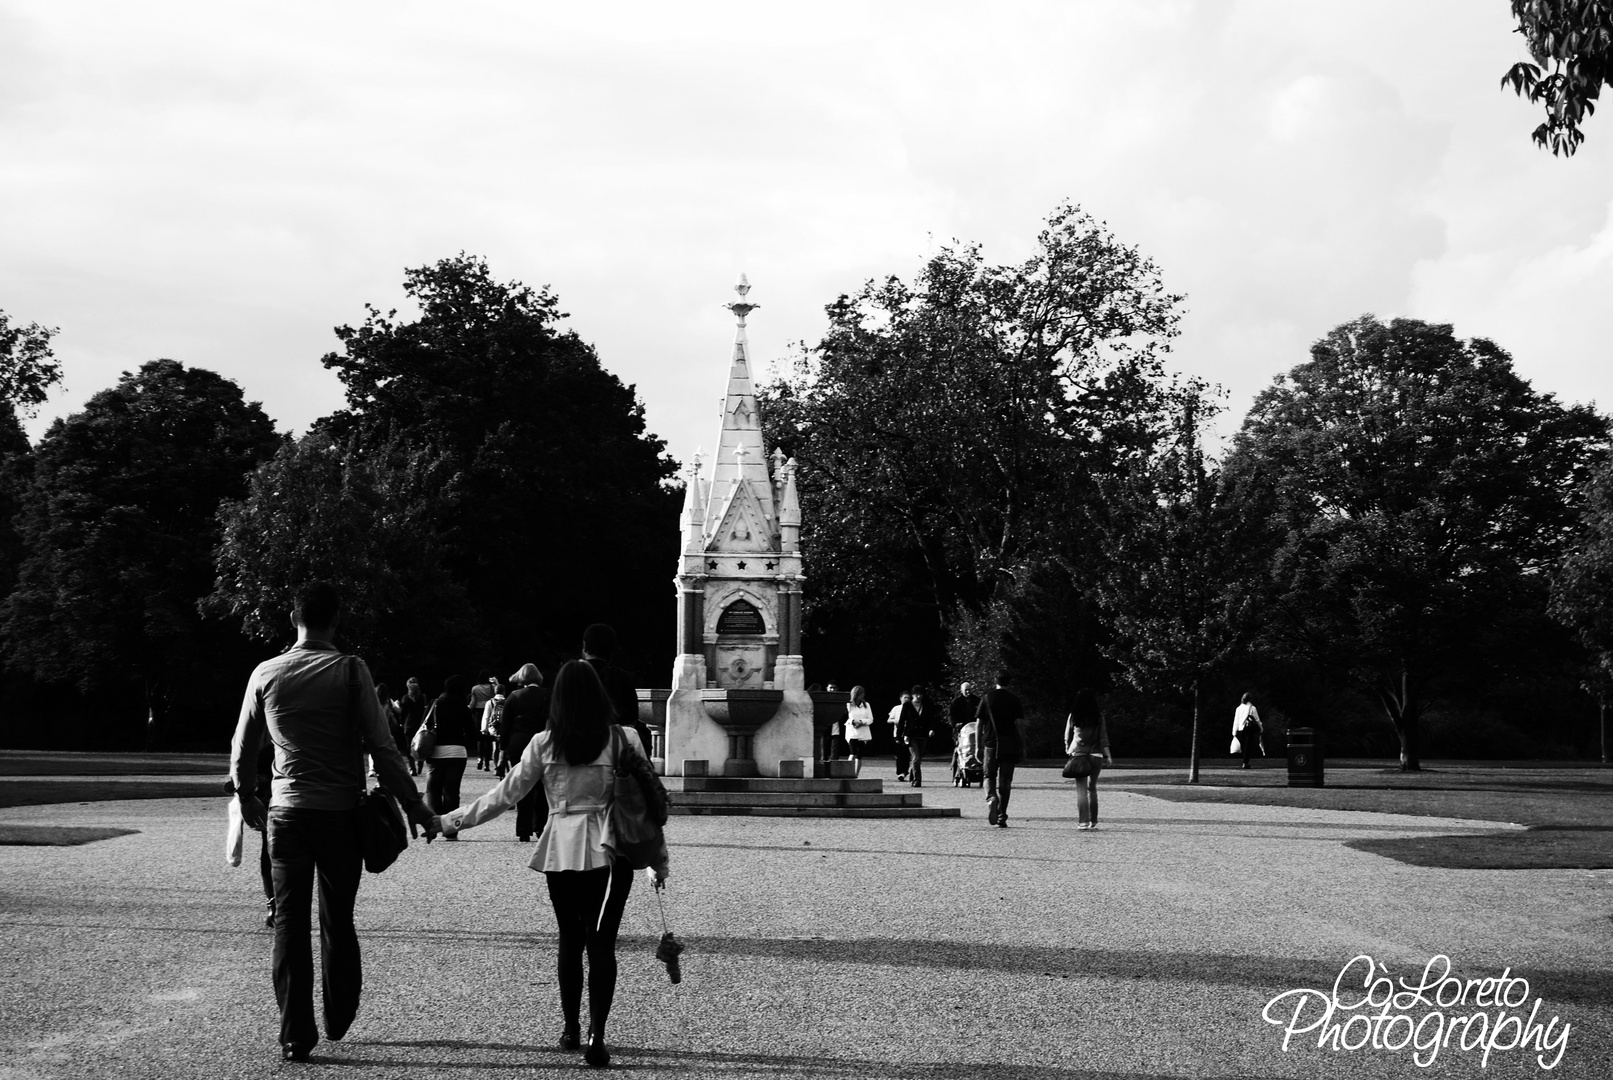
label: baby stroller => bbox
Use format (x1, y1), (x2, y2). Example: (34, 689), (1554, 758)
(951, 721), (983, 787)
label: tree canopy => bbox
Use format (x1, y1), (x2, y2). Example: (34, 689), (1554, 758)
(0, 359), (280, 742)
(1503, 0), (1613, 156)
(1550, 460), (1613, 690)
(208, 432), (476, 679)
(1226, 315), (1608, 768)
(760, 203), (1190, 717)
(314, 254), (682, 680)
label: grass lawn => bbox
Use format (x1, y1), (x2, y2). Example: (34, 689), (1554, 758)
(1113, 762), (1613, 870)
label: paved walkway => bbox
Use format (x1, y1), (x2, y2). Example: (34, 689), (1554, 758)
(1, 764), (1609, 1079)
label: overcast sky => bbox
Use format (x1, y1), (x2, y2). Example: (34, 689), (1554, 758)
(3, 1), (1610, 464)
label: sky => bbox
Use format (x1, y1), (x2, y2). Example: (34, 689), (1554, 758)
(2, 0), (1611, 465)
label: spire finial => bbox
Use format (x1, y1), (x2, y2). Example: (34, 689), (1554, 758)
(725, 273), (759, 327)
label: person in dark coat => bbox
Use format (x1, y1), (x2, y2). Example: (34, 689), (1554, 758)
(398, 678), (427, 775)
(583, 623), (653, 757)
(976, 671), (1025, 828)
(426, 674), (477, 822)
(500, 663), (552, 842)
(948, 682), (980, 741)
(896, 685), (939, 787)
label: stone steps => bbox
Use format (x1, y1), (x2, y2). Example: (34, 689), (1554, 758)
(672, 791), (927, 808)
(668, 777), (883, 794)
(671, 804), (960, 818)
(662, 770), (959, 818)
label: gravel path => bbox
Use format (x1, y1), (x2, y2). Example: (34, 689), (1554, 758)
(1, 764), (1609, 1079)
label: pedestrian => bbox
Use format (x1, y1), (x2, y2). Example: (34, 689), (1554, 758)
(888, 692), (911, 780)
(583, 623), (654, 756)
(399, 677), (427, 775)
(976, 671), (1024, 828)
(375, 682), (403, 777)
(427, 675), (476, 825)
(436, 660), (665, 1069)
(487, 684), (509, 776)
(897, 685), (938, 787)
(1232, 692), (1264, 768)
(228, 581), (436, 1062)
(825, 682), (848, 760)
(500, 663), (551, 842)
(843, 685), (874, 776)
(1064, 688), (1113, 829)
(949, 681), (980, 742)
(471, 670), (498, 770)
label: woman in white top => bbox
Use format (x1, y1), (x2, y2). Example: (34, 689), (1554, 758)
(843, 685), (874, 777)
(436, 661), (658, 1068)
(1232, 693), (1262, 768)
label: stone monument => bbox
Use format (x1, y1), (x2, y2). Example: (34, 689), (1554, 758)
(658, 275), (814, 777)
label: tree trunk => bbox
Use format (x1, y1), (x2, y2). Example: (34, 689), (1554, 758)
(1188, 678), (1201, 783)
(1376, 668), (1423, 772)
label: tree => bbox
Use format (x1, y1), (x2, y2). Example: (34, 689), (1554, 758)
(1549, 460), (1613, 760)
(1096, 397), (1264, 781)
(761, 203), (1187, 698)
(1226, 315), (1608, 769)
(0, 360), (281, 744)
(208, 432), (478, 680)
(0, 308), (63, 598)
(0, 309), (61, 419)
(318, 255), (681, 677)
(1502, 0), (1613, 156)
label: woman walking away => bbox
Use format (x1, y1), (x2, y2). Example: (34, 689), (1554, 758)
(436, 661), (663, 1068)
(1064, 688), (1113, 830)
(1232, 693), (1263, 768)
(426, 675), (475, 826)
(844, 686), (874, 776)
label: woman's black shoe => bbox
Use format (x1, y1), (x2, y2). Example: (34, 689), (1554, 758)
(559, 1023), (581, 1051)
(281, 1041), (313, 1062)
(584, 1032), (610, 1067)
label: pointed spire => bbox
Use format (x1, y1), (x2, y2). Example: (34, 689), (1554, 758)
(705, 274), (775, 540)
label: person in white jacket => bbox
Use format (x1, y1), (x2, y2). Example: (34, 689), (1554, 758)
(1232, 693), (1263, 768)
(843, 685), (874, 776)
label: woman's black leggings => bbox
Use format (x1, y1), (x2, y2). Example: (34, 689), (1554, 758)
(545, 862), (634, 1036)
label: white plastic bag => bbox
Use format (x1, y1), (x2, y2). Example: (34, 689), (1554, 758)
(225, 799), (244, 867)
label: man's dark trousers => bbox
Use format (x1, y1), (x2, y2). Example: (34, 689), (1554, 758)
(269, 807), (364, 1050)
(906, 737), (927, 784)
(984, 748), (1018, 818)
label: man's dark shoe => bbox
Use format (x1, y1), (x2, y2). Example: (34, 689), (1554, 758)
(281, 1041), (314, 1062)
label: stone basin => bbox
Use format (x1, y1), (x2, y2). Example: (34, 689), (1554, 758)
(699, 688), (784, 729)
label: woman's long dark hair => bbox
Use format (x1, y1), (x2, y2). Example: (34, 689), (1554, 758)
(1070, 687), (1102, 731)
(546, 660), (615, 765)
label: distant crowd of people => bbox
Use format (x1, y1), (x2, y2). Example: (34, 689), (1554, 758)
(822, 675), (1114, 829)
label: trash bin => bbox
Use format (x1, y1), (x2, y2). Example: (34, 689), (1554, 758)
(1286, 727), (1324, 787)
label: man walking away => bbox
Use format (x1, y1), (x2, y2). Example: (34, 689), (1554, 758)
(888, 692), (911, 780)
(583, 623), (653, 755)
(398, 677), (426, 775)
(977, 671), (1025, 828)
(230, 582), (437, 1062)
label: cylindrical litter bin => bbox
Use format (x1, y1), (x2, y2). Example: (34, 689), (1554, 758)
(1286, 726), (1324, 788)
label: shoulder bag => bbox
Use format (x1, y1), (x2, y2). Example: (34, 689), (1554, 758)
(608, 726), (671, 870)
(411, 701), (439, 759)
